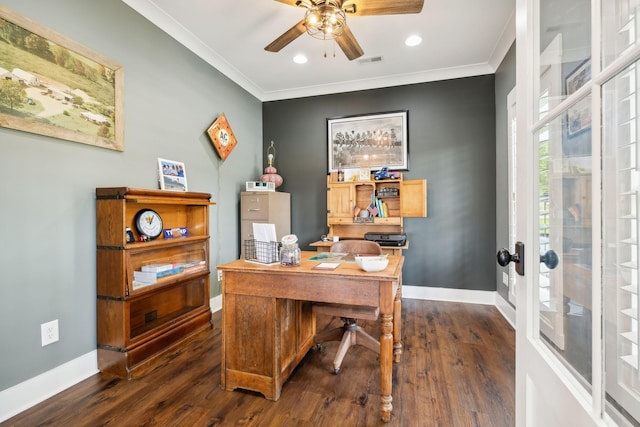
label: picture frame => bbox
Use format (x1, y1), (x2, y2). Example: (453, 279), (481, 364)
(343, 167), (359, 182)
(327, 110), (408, 173)
(565, 60), (591, 137)
(358, 167), (371, 181)
(207, 113), (238, 160)
(0, 5), (124, 151)
(158, 158), (188, 192)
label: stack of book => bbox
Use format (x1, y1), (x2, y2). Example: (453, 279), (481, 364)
(131, 260), (206, 290)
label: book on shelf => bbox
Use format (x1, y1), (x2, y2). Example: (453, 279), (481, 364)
(132, 280), (155, 290)
(133, 265), (185, 284)
(182, 260), (206, 272)
(141, 263), (176, 273)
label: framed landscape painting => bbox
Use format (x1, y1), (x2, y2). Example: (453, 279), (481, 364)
(0, 5), (124, 151)
(327, 110), (408, 173)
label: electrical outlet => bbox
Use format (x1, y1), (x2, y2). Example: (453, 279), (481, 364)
(41, 319), (59, 347)
(217, 270), (223, 282)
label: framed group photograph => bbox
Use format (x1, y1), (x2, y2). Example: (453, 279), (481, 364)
(327, 110), (408, 173)
(0, 5), (124, 151)
(158, 158), (188, 192)
(565, 59), (591, 137)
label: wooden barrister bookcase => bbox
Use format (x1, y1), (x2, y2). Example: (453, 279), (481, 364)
(95, 187), (214, 378)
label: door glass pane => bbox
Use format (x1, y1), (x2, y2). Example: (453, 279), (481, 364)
(536, 95), (593, 389)
(602, 61), (640, 425)
(603, 0), (640, 68)
(539, 0), (591, 113)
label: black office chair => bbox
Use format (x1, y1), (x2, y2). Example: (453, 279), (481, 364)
(313, 240), (382, 374)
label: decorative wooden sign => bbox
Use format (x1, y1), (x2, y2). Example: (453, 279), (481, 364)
(207, 113), (237, 160)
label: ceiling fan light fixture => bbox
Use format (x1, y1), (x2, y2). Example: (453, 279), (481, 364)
(304, 1), (346, 40)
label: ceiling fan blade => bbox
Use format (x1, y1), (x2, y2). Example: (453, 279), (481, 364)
(335, 25), (364, 61)
(344, 0), (424, 16)
(273, 0), (318, 7)
(272, 0), (301, 6)
(265, 19), (307, 52)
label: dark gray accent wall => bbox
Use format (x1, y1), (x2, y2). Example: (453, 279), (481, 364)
(263, 76), (497, 289)
(495, 43), (517, 303)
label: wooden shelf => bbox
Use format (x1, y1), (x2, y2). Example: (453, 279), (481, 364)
(96, 187), (213, 378)
(326, 173), (426, 239)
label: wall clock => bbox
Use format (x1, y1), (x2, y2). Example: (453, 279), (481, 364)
(134, 209), (163, 240)
(207, 113), (238, 160)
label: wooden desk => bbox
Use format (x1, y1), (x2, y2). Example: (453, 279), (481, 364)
(217, 251), (404, 422)
(309, 239), (408, 256)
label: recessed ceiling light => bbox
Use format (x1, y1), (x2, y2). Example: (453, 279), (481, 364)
(405, 35), (422, 47)
(293, 54), (308, 64)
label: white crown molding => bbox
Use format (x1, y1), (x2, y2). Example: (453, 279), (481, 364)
(121, 0), (264, 99)
(122, 0), (498, 102)
(260, 63), (495, 102)
(488, 8), (516, 71)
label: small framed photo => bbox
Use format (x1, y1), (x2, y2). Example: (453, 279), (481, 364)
(358, 167), (371, 181)
(158, 158), (188, 191)
(565, 60), (592, 138)
(343, 167), (359, 182)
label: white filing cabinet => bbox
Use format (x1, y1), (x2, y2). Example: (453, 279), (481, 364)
(240, 191), (291, 258)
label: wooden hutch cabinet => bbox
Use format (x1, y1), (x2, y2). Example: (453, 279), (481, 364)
(325, 172), (427, 240)
(95, 187), (214, 378)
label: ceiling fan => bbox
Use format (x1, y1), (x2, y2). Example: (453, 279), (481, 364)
(265, 0), (424, 61)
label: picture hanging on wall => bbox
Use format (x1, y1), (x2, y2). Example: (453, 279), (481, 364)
(207, 113), (238, 160)
(327, 110), (408, 173)
(158, 158), (188, 191)
(565, 59), (591, 137)
(0, 5), (124, 151)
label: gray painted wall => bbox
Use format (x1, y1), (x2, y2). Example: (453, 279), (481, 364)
(263, 76), (497, 289)
(494, 43), (517, 303)
(0, 0), (262, 390)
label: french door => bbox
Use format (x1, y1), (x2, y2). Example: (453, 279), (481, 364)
(513, 0), (640, 425)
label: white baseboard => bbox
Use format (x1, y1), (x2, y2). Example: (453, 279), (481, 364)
(0, 295), (224, 423)
(495, 293), (516, 329)
(1, 288), (511, 422)
(402, 285), (497, 305)
(0, 351), (98, 423)
(210, 294), (222, 313)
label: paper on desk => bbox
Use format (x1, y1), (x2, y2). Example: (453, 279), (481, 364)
(253, 223), (277, 242)
(253, 223), (279, 263)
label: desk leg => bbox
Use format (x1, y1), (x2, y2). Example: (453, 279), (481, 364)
(393, 283), (403, 362)
(380, 313), (393, 422)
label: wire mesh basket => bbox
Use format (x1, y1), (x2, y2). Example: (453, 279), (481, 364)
(244, 239), (280, 264)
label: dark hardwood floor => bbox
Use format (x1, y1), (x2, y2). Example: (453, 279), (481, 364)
(3, 299), (515, 427)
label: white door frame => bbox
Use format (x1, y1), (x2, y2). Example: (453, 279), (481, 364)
(513, 0), (602, 424)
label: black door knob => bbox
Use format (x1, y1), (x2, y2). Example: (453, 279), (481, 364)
(497, 248), (519, 267)
(540, 250), (559, 269)
(496, 242), (525, 276)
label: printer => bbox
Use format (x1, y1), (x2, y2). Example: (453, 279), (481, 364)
(364, 232), (407, 247)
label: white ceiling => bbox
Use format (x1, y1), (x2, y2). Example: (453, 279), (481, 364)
(122, 0), (515, 102)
